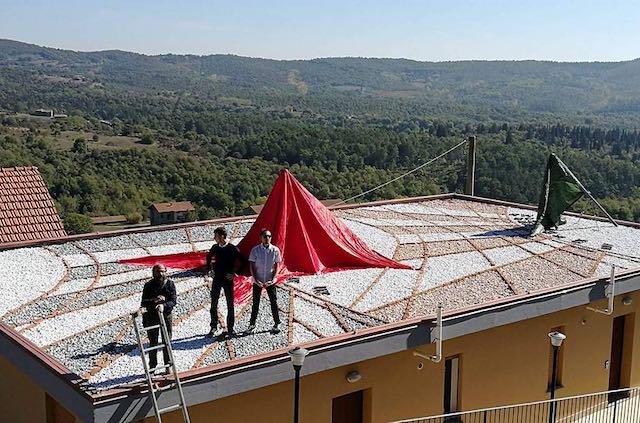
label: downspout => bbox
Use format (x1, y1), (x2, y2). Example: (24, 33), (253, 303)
(587, 265), (616, 315)
(414, 304), (443, 362)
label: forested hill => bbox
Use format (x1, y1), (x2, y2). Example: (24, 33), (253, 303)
(2, 39), (640, 118)
(3, 39), (640, 233)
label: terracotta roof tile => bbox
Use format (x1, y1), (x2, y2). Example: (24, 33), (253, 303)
(0, 166), (66, 244)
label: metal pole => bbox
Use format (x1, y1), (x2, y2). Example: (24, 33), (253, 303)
(555, 156), (618, 227)
(465, 135), (476, 196)
(549, 345), (559, 423)
(294, 365), (301, 423)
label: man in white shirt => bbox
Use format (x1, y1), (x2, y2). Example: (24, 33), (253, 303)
(246, 229), (282, 334)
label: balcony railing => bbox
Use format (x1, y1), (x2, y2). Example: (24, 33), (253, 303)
(393, 387), (640, 423)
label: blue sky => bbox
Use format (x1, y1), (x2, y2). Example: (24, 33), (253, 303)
(1, 0), (639, 62)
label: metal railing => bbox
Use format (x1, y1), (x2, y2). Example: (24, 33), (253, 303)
(394, 387), (640, 423)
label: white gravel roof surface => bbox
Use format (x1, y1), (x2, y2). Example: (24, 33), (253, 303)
(2, 197), (640, 391)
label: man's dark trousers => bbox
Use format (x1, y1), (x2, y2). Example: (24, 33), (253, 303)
(146, 313), (173, 370)
(210, 280), (234, 332)
(249, 284), (280, 326)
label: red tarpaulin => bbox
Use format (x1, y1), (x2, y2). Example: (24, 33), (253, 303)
(120, 169), (410, 303)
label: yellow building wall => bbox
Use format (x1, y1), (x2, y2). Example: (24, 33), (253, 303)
(0, 355), (82, 423)
(151, 291), (640, 423)
(0, 354), (48, 423)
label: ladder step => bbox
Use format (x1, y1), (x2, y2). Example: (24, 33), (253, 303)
(150, 363), (172, 373)
(143, 344), (166, 353)
(156, 383), (177, 392)
(142, 324), (161, 331)
(158, 404), (182, 414)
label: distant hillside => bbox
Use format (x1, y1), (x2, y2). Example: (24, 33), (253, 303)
(2, 39), (640, 118)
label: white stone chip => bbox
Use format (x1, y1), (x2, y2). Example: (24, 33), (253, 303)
(93, 249), (149, 264)
(483, 246), (532, 266)
(50, 278), (95, 296)
(341, 219), (397, 258)
(0, 248), (66, 316)
(356, 269), (419, 311)
(146, 244), (194, 256)
(420, 251), (491, 290)
(294, 269), (382, 307)
(176, 277), (208, 293)
(519, 242), (556, 254)
(343, 216), (384, 226)
(293, 297), (344, 337)
(420, 233), (465, 242)
(22, 276), (203, 347)
(477, 212), (502, 219)
(601, 255), (640, 271)
(22, 293), (142, 346)
(507, 207), (537, 219)
(91, 307), (215, 389)
(170, 309), (216, 371)
(379, 219), (428, 226)
(383, 203), (445, 215)
(397, 234), (424, 244)
(89, 350), (145, 388)
(429, 202), (476, 216)
(95, 269), (151, 287)
(593, 263), (614, 278)
(400, 258), (424, 269)
(193, 241), (213, 251)
(292, 323), (318, 345)
(61, 254), (95, 267)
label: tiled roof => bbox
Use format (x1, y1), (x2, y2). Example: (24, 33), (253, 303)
(150, 201), (195, 213)
(0, 166), (66, 243)
(1, 196), (639, 392)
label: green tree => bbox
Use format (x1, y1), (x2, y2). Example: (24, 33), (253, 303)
(63, 213), (94, 234)
(140, 133), (154, 145)
(126, 212), (144, 224)
(72, 138), (87, 153)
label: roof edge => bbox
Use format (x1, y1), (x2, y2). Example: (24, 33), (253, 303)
(91, 269), (640, 422)
(92, 266), (640, 402)
(0, 322), (94, 420)
(0, 193), (458, 251)
(453, 193), (640, 229)
(4, 191), (637, 252)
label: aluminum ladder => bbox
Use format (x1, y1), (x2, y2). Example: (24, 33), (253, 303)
(132, 309), (191, 423)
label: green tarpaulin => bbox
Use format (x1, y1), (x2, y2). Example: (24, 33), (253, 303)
(531, 154), (584, 236)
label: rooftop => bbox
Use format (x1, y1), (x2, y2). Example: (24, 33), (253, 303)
(250, 199), (342, 214)
(150, 201), (195, 213)
(0, 166), (66, 244)
(1, 195), (640, 394)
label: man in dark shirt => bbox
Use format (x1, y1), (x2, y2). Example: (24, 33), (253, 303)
(140, 264), (177, 373)
(206, 227), (244, 339)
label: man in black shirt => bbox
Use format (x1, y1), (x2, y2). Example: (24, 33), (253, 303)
(206, 227), (244, 339)
(140, 264), (177, 373)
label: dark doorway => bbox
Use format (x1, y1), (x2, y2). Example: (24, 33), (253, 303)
(444, 356), (460, 414)
(609, 315), (630, 402)
(332, 390), (363, 423)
